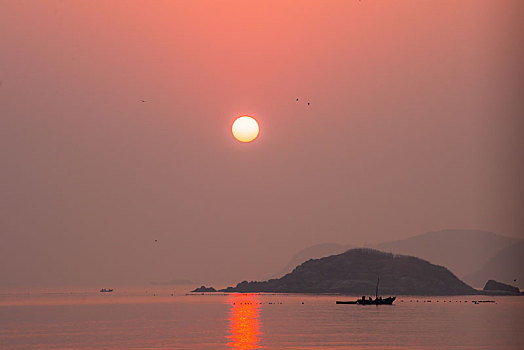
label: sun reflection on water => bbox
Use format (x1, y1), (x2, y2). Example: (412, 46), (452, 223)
(227, 294), (262, 350)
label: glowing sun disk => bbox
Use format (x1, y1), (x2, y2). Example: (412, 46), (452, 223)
(232, 116), (259, 142)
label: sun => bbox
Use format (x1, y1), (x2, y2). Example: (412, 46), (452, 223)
(232, 116), (259, 143)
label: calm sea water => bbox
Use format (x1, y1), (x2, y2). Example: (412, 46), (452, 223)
(1, 287), (523, 349)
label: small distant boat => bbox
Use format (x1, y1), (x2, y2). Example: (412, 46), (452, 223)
(336, 277), (396, 305)
(99, 288), (113, 293)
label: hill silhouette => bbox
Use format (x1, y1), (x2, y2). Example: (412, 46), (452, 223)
(370, 229), (520, 278)
(273, 230), (521, 281)
(222, 249), (477, 295)
(273, 243), (354, 278)
(463, 242), (524, 288)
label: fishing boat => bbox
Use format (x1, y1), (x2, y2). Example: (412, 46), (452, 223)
(355, 295), (396, 305)
(336, 277), (396, 305)
(99, 288), (113, 293)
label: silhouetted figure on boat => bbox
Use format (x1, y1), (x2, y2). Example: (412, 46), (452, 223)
(336, 276), (396, 305)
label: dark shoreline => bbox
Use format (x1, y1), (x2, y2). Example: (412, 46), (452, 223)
(187, 290), (524, 297)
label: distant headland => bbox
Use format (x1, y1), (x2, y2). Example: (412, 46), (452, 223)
(211, 249), (521, 296)
(191, 285), (217, 293)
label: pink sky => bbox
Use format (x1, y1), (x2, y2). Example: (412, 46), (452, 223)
(0, 0), (523, 286)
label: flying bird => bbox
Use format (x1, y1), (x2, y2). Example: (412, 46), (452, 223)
(307, 102), (310, 106)
(296, 98), (299, 101)
(140, 99), (147, 103)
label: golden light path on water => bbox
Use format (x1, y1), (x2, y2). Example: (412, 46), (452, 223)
(227, 294), (262, 350)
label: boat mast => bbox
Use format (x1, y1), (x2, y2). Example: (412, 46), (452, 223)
(375, 276), (379, 299)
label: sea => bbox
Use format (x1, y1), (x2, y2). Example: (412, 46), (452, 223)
(1, 286), (523, 349)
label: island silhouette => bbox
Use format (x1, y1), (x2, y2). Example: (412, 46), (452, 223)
(219, 249), (480, 295)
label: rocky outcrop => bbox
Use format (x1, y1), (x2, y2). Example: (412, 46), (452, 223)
(483, 280), (520, 294)
(191, 285), (217, 292)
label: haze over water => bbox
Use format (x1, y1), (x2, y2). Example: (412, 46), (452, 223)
(1, 288), (523, 349)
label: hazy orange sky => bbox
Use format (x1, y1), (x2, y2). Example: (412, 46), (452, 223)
(1, 0), (523, 286)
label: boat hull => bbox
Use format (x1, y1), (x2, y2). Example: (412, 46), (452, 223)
(336, 297), (396, 305)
